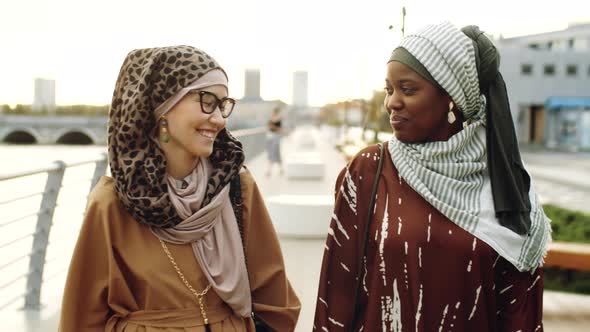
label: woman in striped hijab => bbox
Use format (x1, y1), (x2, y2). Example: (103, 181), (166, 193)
(314, 22), (550, 331)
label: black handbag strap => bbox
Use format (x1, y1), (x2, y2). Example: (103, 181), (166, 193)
(232, 170), (272, 331)
(349, 143), (385, 331)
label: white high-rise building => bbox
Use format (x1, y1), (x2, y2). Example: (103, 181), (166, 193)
(244, 69), (261, 100)
(33, 78), (56, 112)
(293, 71), (308, 107)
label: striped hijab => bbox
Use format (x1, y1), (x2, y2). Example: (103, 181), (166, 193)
(388, 22), (551, 271)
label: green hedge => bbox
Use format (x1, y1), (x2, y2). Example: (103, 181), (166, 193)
(544, 268), (590, 294)
(542, 204), (590, 294)
(544, 204), (590, 243)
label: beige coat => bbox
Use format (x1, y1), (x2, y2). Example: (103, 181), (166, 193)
(59, 170), (300, 331)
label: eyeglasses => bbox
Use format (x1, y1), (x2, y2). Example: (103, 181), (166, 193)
(190, 90), (236, 118)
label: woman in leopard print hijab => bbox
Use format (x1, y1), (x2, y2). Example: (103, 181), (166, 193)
(59, 46), (301, 332)
(108, 45), (244, 227)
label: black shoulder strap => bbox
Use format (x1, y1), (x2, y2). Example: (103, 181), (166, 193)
(231, 170), (272, 331)
(349, 143), (385, 331)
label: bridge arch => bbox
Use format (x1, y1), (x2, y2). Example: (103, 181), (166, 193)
(55, 129), (97, 145)
(2, 128), (40, 144)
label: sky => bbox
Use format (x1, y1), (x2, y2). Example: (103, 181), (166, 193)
(0, 0), (588, 107)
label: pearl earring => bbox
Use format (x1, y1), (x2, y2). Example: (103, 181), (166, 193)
(161, 118), (170, 143)
(448, 101), (456, 124)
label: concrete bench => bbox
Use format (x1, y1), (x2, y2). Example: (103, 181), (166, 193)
(266, 194), (333, 238)
(285, 152), (325, 179)
(297, 133), (316, 150)
(544, 242), (590, 271)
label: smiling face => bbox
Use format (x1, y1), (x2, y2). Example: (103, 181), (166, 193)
(160, 84), (228, 159)
(384, 61), (454, 143)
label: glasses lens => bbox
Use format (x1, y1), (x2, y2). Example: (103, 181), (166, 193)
(220, 99), (235, 117)
(200, 92), (218, 113)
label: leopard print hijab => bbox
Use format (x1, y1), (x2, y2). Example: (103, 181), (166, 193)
(108, 45), (244, 228)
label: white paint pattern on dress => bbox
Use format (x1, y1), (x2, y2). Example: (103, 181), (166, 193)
(419, 247), (423, 268)
(404, 263), (409, 289)
(340, 262), (350, 272)
(492, 255), (500, 268)
(427, 214), (432, 242)
(341, 169), (358, 215)
(381, 279), (402, 332)
(438, 304), (449, 332)
(393, 279), (402, 332)
(472, 238), (477, 251)
(332, 213), (350, 240)
(467, 260), (472, 272)
(363, 256), (369, 295)
(415, 284), (423, 332)
(499, 284), (513, 294)
(328, 317), (344, 327)
(397, 216), (403, 235)
(381, 295), (392, 332)
(379, 194), (390, 286)
(527, 275), (541, 292)
(327, 228), (341, 247)
(318, 297), (328, 308)
(468, 285), (482, 320)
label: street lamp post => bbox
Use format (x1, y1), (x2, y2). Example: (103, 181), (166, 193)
(389, 6), (407, 37)
(401, 6), (406, 37)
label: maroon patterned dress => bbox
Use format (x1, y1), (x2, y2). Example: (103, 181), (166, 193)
(314, 143), (543, 332)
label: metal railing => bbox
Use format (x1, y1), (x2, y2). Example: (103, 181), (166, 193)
(0, 127), (267, 311)
(0, 156), (107, 310)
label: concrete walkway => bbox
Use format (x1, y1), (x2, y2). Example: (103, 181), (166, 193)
(245, 125), (347, 332)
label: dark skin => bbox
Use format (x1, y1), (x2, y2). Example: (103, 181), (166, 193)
(384, 61), (463, 143)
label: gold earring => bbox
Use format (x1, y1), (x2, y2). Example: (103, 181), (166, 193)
(161, 118), (170, 143)
(448, 101), (456, 124)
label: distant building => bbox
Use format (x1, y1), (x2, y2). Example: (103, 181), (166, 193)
(33, 78), (56, 112)
(293, 71), (308, 107)
(243, 69), (261, 101)
(496, 22), (590, 149)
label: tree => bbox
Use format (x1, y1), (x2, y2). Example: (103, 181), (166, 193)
(362, 90), (390, 143)
(0, 104), (11, 113)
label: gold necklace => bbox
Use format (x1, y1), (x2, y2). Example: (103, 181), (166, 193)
(158, 238), (212, 326)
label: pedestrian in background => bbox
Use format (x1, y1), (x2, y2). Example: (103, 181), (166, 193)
(266, 107), (284, 176)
